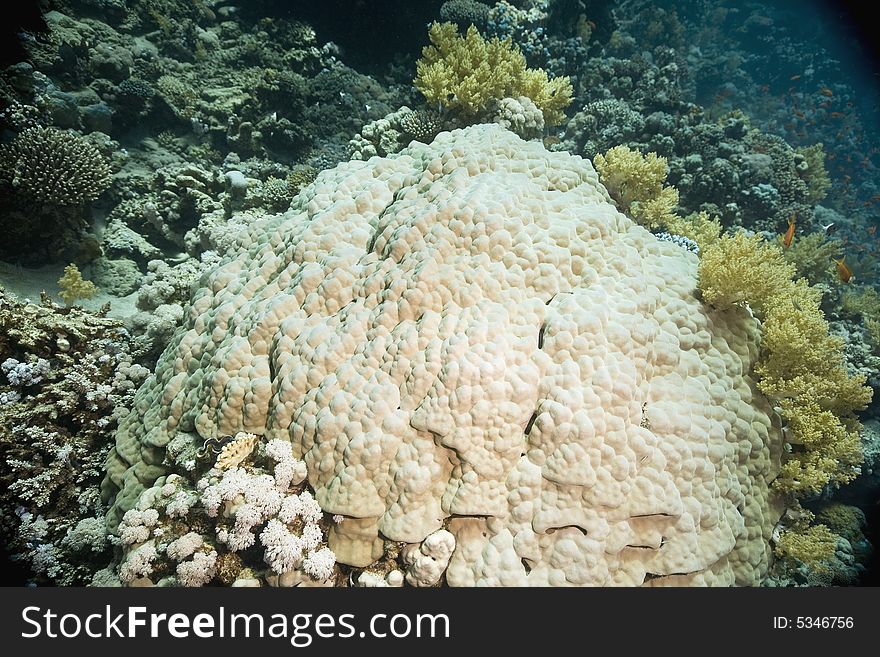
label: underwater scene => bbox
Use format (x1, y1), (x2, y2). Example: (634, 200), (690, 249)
(0, 0), (878, 588)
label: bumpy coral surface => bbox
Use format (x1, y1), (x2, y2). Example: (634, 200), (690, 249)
(104, 124), (784, 586)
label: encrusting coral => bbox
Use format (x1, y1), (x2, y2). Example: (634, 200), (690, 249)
(414, 22), (573, 125)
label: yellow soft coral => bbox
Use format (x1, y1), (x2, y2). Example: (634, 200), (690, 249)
(782, 232), (841, 284)
(58, 263), (98, 306)
(775, 523), (839, 573)
(697, 232), (796, 317)
(414, 22), (573, 125)
(664, 211), (722, 252)
(842, 285), (880, 351)
(593, 146), (679, 228)
(697, 231), (872, 496)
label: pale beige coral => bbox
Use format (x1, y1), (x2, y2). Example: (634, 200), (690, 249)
(104, 124), (783, 586)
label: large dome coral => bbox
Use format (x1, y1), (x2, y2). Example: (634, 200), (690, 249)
(103, 124), (784, 586)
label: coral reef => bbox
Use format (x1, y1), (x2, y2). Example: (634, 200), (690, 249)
(58, 263), (98, 305)
(594, 145), (679, 229)
(103, 125), (785, 586)
(0, 126), (113, 261)
(111, 437), (335, 587)
(414, 22), (573, 125)
(0, 127), (111, 205)
(0, 290), (147, 584)
(0, 0), (877, 589)
(698, 232), (872, 496)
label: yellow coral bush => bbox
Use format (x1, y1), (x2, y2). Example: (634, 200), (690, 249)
(814, 503), (867, 544)
(775, 523), (839, 572)
(593, 147), (721, 249)
(842, 285), (880, 350)
(593, 146), (679, 229)
(414, 22), (573, 125)
(697, 232), (872, 496)
(782, 232), (841, 284)
(697, 232), (796, 316)
(58, 263), (98, 306)
(664, 211), (722, 252)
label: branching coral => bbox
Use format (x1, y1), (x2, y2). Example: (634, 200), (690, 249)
(697, 232), (796, 315)
(0, 290), (147, 584)
(414, 22), (572, 125)
(594, 145), (679, 230)
(775, 523), (839, 573)
(664, 211), (722, 253)
(841, 286), (880, 350)
(0, 127), (111, 206)
(58, 264), (98, 306)
(796, 143), (832, 204)
(815, 503), (868, 546)
(698, 233), (872, 496)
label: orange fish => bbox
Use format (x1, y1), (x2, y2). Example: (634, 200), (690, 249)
(782, 214), (796, 248)
(820, 87), (833, 97)
(834, 256), (854, 283)
(830, 111), (845, 119)
(794, 110), (806, 119)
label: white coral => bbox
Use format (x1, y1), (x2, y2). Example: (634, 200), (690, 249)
(176, 550), (218, 587)
(260, 519), (303, 574)
(302, 547), (336, 581)
(402, 530), (456, 587)
(119, 543), (157, 583)
(166, 532), (204, 561)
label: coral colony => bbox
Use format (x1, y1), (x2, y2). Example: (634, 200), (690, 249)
(0, 0), (877, 587)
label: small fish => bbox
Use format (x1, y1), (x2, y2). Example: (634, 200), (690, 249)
(819, 87), (833, 97)
(794, 110), (806, 119)
(821, 222), (836, 235)
(782, 214), (796, 248)
(833, 256), (854, 283)
(830, 111), (845, 119)
(790, 74), (802, 80)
